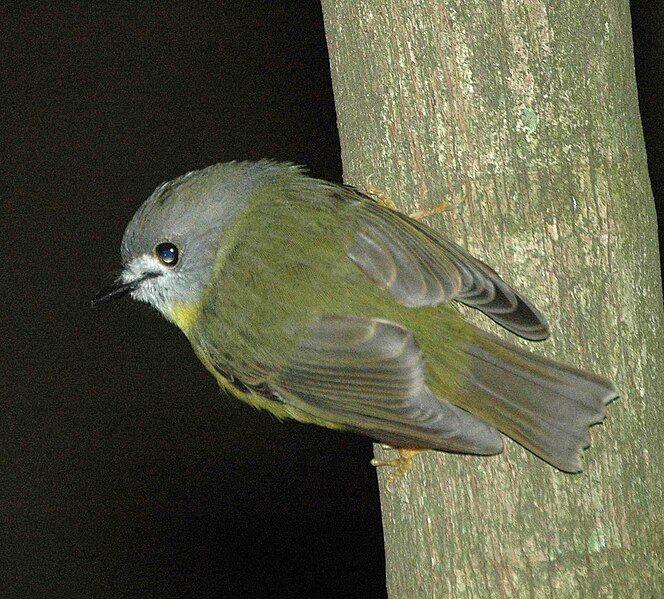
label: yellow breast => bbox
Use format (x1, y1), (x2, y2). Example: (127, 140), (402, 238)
(167, 301), (203, 335)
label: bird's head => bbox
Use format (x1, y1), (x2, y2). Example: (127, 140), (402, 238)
(92, 161), (291, 329)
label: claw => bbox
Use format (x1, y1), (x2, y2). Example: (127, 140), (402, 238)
(371, 448), (423, 483)
(363, 177), (462, 221)
(410, 198), (467, 221)
(409, 201), (450, 221)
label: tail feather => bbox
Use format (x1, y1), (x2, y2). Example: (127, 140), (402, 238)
(455, 328), (617, 472)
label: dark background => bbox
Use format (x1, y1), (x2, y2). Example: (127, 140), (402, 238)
(2, 2), (661, 598)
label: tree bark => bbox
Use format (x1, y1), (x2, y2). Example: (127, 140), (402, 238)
(321, 1), (663, 597)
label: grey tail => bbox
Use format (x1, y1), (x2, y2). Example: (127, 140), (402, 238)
(456, 328), (618, 472)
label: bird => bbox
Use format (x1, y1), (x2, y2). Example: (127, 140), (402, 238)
(93, 160), (617, 474)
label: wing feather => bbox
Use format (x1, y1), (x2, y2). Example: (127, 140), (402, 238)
(343, 188), (550, 341)
(269, 316), (503, 455)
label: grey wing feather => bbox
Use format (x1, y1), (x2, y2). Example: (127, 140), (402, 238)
(346, 193), (550, 341)
(270, 316), (503, 455)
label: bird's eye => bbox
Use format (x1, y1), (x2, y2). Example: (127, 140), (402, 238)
(155, 242), (179, 266)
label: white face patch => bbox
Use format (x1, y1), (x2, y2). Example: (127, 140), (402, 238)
(122, 254), (174, 316)
(122, 254), (164, 283)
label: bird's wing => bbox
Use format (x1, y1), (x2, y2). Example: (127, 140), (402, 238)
(266, 315), (502, 455)
(342, 187), (549, 341)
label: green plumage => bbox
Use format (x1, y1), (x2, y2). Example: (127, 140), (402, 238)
(103, 161), (618, 473)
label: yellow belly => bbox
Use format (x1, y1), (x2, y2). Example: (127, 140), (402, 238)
(167, 300), (346, 431)
(213, 369), (345, 430)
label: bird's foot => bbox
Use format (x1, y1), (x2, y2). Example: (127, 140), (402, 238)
(408, 202), (453, 221)
(364, 177), (399, 211)
(371, 448), (423, 483)
(363, 176), (461, 221)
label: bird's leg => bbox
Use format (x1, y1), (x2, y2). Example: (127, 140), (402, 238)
(371, 448), (424, 481)
(408, 203), (453, 221)
(363, 177), (458, 221)
(364, 178), (399, 211)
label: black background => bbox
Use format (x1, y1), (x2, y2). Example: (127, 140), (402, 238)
(2, 2), (661, 598)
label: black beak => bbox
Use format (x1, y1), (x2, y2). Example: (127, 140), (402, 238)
(91, 272), (159, 307)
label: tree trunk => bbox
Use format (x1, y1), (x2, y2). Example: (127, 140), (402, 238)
(321, 1), (663, 597)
